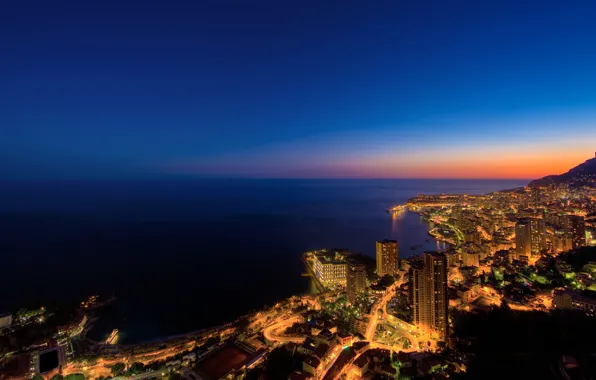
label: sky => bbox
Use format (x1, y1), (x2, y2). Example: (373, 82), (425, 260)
(1, 0), (596, 180)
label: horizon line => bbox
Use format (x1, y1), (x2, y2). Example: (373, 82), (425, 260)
(0, 177), (533, 182)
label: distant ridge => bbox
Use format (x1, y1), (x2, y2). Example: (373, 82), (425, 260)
(529, 154), (596, 187)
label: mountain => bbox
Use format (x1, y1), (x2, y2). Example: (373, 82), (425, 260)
(529, 155), (596, 187)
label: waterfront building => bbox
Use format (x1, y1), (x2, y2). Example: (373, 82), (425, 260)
(515, 217), (546, 257)
(376, 239), (399, 277)
(565, 215), (586, 249)
(312, 251), (347, 287)
(409, 252), (448, 339)
(0, 312), (12, 328)
(346, 261), (367, 304)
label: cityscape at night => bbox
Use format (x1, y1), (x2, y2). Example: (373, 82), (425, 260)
(2, 1), (596, 380)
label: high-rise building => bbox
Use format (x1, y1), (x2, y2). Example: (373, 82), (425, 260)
(530, 218), (547, 254)
(409, 252), (448, 340)
(515, 217), (546, 257)
(515, 218), (531, 257)
(346, 261), (367, 304)
(376, 240), (399, 277)
(565, 215), (586, 249)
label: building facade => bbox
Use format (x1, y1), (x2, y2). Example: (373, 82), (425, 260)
(409, 252), (449, 339)
(0, 312), (12, 329)
(312, 252), (347, 287)
(376, 240), (399, 277)
(553, 289), (596, 315)
(346, 261), (367, 304)
(515, 217), (546, 257)
(565, 214), (586, 249)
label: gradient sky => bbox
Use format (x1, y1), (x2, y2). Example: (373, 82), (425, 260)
(1, 0), (596, 179)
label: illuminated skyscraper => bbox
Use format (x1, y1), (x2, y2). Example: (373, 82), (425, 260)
(515, 217), (546, 257)
(409, 252), (448, 340)
(376, 240), (399, 277)
(346, 261), (367, 304)
(515, 218), (531, 258)
(565, 215), (586, 249)
(530, 218), (547, 254)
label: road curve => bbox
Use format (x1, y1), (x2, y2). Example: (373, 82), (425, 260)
(262, 315), (305, 344)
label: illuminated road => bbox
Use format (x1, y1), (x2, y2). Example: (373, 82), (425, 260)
(377, 314), (420, 351)
(262, 315), (305, 344)
(365, 275), (404, 341)
(364, 273), (434, 352)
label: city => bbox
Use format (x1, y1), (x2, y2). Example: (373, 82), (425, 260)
(2, 155), (595, 380)
(2, 1), (596, 379)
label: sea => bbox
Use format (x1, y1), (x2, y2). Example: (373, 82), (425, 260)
(0, 179), (527, 343)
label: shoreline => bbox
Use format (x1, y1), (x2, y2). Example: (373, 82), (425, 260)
(301, 254), (325, 293)
(85, 208), (444, 348)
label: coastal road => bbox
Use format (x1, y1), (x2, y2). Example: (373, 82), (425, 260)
(262, 315), (305, 344)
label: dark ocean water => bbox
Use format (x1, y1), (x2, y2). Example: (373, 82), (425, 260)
(0, 179), (527, 343)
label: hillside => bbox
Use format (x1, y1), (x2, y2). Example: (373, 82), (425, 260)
(529, 155), (596, 187)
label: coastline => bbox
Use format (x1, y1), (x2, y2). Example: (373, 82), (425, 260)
(3, 180), (529, 350)
(301, 253), (325, 293)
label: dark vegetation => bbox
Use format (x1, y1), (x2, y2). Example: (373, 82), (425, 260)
(453, 306), (596, 379)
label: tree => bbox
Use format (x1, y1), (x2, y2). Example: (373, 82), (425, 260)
(236, 317), (250, 332)
(401, 337), (411, 349)
(64, 374), (85, 380)
(107, 362), (125, 376)
(128, 362), (145, 375)
(203, 336), (219, 348)
(50, 375), (64, 380)
(32, 376), (44, 380)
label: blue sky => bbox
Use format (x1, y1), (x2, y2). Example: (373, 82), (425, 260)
(1, 0), (595, 179)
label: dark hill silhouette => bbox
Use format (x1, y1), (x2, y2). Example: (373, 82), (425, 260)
(529, 154), (596, 187)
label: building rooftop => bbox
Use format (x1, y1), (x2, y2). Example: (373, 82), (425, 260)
(301, 338), (317, 351)
(424, 251), (446, 258)
(304, 356), (321, 369)
(377, 239), (397, 243)
(353, 354), (369, 368)
(288, 371), (312, 380)
(314, 343), (329, 359)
